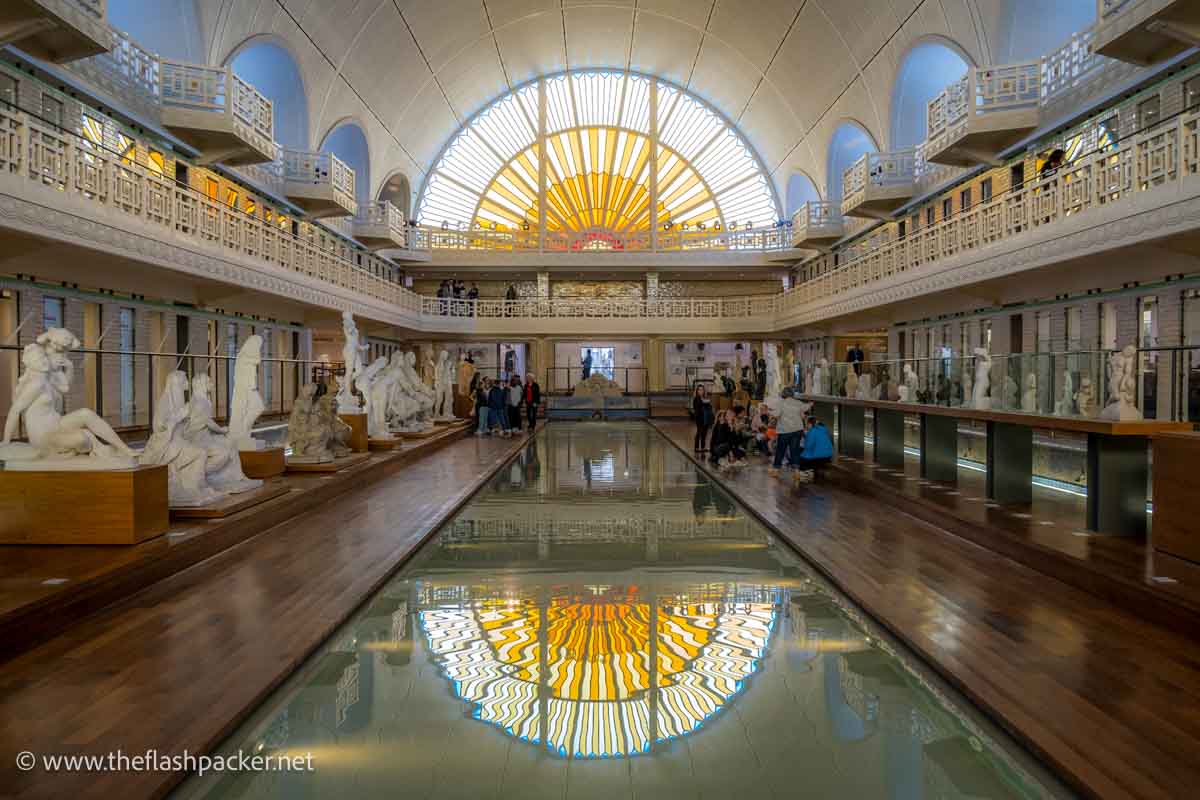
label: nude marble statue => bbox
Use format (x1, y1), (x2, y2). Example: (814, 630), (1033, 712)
(336, 311), (369, 414)
(433, 350), (457, 420)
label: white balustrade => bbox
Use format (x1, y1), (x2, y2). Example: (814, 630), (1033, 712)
(160, 60), (275, 160)
(282, 148), (356, 216)
(64, 25), (159, 118)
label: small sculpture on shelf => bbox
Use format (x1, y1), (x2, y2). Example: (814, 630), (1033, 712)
(1021, 372), (1038, 413)
(228, 335), (266, 451)
(0, 328), (137, 470)
(336, 311), (369, 414)
(1100, 344), (1142, 421)
(186, 374), (262, 494)
(287, 384), (333, 464)
(1076, 376), (1097, 418)
(844, 368), (859, 399)
(899, 363), (918, 403)
(1055, 370), (1075, 416)
(142, 371), (224, 506)
(971, 348), (991, 410)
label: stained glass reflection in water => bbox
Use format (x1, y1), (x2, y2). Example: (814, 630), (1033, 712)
(174, 423), (1071, 800)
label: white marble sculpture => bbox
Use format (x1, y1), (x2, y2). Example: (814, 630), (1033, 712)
(1076, 376), (1097, 418)
(899, 363), (918, 402)
(1022, 372), (1038, 413)
(960, 365), (974, 408)
(0, 328), (137, 470)
(972, 348), (992, 410)
(1101, 344), (1142, 421)
(844, 368), (859, 399)
(360, 356), (394, 439)
(1003, 375), (1019, 410)
(318, 391), (353, 458)
(384, 353), (421, 432)
(336, 311), (369, 414)
(186, 374), (262, 494)
(142, 371), (224, 506)
(433, 350), (457, 420)
(1055, 370), (1075, 416)
(397, 351), (435, 429)
(856, 372), (873, 401)
(816, 358), (829, 394)
(764, 344), (782, 404)
(228, 335), (266, 451)
(711, 366), (726, 395)
(287, 384), (333, 463)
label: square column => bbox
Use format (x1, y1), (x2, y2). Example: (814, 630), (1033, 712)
(986, 422), (1032, 504)
(874, 408), (905, 467)
(920, 414), (959, 481)
(1087, 434), (1149, 536)
(838, 405), (865, 459)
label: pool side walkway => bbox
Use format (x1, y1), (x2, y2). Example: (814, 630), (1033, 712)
(649, 419), (1200, 800)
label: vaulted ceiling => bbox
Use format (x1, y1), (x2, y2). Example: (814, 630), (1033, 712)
(182, 1), (1088, 204)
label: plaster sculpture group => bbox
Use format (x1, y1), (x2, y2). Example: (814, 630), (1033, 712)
(286, 384), (353, 464)
(1101, 344), (1142, 421)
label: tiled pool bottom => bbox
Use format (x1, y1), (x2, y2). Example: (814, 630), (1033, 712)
(173, 423), (1071, 800)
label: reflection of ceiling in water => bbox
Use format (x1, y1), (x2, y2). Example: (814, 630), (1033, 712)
(420, 587), (776, 758)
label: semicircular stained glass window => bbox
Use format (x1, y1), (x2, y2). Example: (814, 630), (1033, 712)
(418, 71), (780, 240)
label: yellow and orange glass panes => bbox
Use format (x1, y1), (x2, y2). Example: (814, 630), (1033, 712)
(116, 132), (136, 165)
(146, 150), (166, 175)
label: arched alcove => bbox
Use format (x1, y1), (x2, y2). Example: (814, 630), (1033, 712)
(378, 172), (412, 219)
(107, 0), (203, 62)
(228, 39), (309, 151)
(785, 173), (821, 217)
(999, 0), (1095, 62)
(321, 121), (371, 207)
(890, 40), (970, 149)
(825, 123), (877, 206)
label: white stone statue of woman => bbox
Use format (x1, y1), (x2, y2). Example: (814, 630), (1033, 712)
(0, 330), (137, 469)
(336, 311), (369, 414)
(1022, 372), (1038, 413)
(360, 356), (393, 439)
(186, 374), (262, 494)
(1101, 344), (1142, 421)
(1055, 370), (1075, 416)
(764, 344), (782, 403)
(142, 371), (224, 506)
(972, 348), (992, 410)
(433, 350), (456, 420)
(228, 335), (265, 451)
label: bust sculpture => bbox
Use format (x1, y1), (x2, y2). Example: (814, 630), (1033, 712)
(186, 374), (262, 494)
(142, 371), (224, 505)
(336, 311), (369, 414)
(1022, 372), (1038, 413)
(228, 335), (265, 451)
(433, 350), (456, 420)
(972, 348), (991, 410)
(1100, 344), (1141, 421)
(0, 328), (137, 470)
(287, 384), (333, 463)
(1055, 370), (1075, 416)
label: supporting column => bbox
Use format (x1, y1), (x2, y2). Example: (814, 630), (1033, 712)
(1086, 434), (1149, 536)
(986, 422), (1033, 504)
(838, 404), (865, 458)
(874, 408), (906, 467)
(920, 414), (959, 481)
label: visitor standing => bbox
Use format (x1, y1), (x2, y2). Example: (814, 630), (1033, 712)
(847, 342), (864, 376)
(475, 377), (491, 435)
(524, 373), (541, 432)
(769, 388), (806, 475)
(467, 283), (479, 316)
(581, 349), (593, 381)
(507, 374), (524, 432)
(505, 283), (517, 317)
(488, 377), (509, 436)
(692, 384), (714, 453)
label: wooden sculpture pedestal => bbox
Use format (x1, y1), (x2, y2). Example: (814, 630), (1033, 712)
(239, 447), (286, 479)
(339, 413), (369, 452)
(0, 465), (169, 545)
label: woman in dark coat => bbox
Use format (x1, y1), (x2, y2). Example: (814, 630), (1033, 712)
(692, 384), (714, 452)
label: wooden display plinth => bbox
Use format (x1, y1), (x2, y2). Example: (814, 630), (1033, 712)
(340, 413), (369, 452)
(239, 447), (286, 479)
(0, 465), (168, 545)
(1153, 432), (1200, 564)
(369, 437), (400, 451)
(170, 485), (291, 520)
(285, 452), (371, 474)
(398, 427), (440, 440)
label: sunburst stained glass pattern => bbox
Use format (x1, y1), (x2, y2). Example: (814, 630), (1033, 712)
(420, 597), (775, 759)
(418, 71), (779, 237)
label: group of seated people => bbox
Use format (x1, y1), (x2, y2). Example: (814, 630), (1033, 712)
(693, 385), (833, 482)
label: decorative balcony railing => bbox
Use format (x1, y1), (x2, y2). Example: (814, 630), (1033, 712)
(63, 25), (160, 119)
(784, 106), (1200, 318)
(925, 63), (1041, 165)
(791, 201), (844, 248)
(418, 295), (781, 321)
(281, 148), (357, 218)
(352, 200), (418, 254)
(160, 60), (275, 164)
(841, 148), (916, 218)
(0, 101), (419, 316)
(422, 224), (793, 254)
(2, 0), (111, 62)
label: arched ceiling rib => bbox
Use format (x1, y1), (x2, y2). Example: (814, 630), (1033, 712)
(192, 1), (1057, 200)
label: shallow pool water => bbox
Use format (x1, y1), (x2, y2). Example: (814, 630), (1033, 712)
(174, 422), (1070, 800)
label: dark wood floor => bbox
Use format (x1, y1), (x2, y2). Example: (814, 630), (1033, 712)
(0, 429), (536, 800)
(651, 420), (1200, 800)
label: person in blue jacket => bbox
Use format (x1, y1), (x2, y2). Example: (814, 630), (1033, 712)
(487, 378), (510, 436)
(793, 415), (832, 482)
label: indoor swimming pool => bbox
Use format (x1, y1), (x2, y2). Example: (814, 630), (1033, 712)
(174, 423), (1071, 800)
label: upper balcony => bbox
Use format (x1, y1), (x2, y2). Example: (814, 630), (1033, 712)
(351, 200), (407, 250)
(790, 201), (844, 250)
(1094, 0), (1200, 66)
(160, 61), (275, 166)
(924, 63), (1041, 167)
(0, 0), (109, 63)
(62, 24), (159, 121)
(841, 149), (916, 219)
(280, 148), (357, 219)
